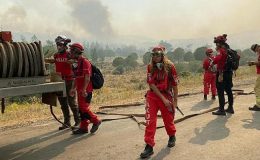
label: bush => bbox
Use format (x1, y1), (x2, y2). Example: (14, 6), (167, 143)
(112, 57), (125, 67)
(112, 65), (124, 75)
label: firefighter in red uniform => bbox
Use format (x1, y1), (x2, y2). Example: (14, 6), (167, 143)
(140, 46), (178, 159)
(69, 43), (101, 134)
(211, 34), (234, 115)
(202, 48), (217, 100)
(45, 35), (80, 130)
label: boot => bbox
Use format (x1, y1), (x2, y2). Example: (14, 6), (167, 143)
(168, 136), (176, 148)
(249, 105), (260, 111)
(90, 121), (102, 134)
(60, 104), (71, 130)
(212, 95), (216, 100)
(212, 109), (226, 116)
(204, 95), (207, 100)
(140, 144), (154, 159)
(225, 106), (234, 114)
(72, 128), (88, 134)
(71, 108), (80, 127)
(59, 122), (71, 130)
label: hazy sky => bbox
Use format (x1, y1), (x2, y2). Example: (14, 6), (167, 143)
(0, 0), (259, 42)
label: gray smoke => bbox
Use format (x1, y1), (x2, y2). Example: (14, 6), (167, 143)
(0, 5), (27, 31)
(67, 0), (115, 41)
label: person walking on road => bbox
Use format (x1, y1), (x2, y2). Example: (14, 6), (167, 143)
(69, 43), (102, 134)
(140, 45), (179, 159)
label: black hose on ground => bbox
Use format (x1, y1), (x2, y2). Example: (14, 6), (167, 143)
(1, 98), (5, 114)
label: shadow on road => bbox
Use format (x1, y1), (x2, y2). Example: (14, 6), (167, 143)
(189, 116), (231, 145)
(242, 111), (260, 130)
(190, 100), (214, 111)
(151, 146), (171, 160)
(0, 129), (91, 160)
(135, 147), (171, 160)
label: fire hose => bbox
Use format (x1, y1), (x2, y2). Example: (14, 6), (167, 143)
(49, 89), (254, 130)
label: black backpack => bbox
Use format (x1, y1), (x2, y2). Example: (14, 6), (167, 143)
(225, 49), (240, 71)
(72, 59), (104, 89)
(91, 64), (104, 89)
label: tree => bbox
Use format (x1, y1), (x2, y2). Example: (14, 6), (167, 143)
(129, 52), (138, 61)
(172, 47), (185, 63)
(43, 40), (56, 57)
(166, 51), (174, 63)
(112, 57), (124, 67)
(124, 53), (138, 69)
(193, 46), (207, 61)
(184, 51), (194, 62)
(31, 34), (38, 42)
(143, 52), (151, 65)
(124, 55), (138, 68)
(91, 48), (98, 63)
(159, 40), (173, 52)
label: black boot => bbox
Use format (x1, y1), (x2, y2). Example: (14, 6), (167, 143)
(59, 123), (71, 130)
(225, 106), (234, 114)
(168, 136), (176, 148)
(204, 95), (207, 100)
(212, 95), (216, 100)
(212, 109), (226, 116)
(71, 108), (80, 127)
(140, 144), (154, 159)
(90, 121), (102, 133)
(72, 128), (88, 134)
(249, 105), (260, 111)
(60, 103), (71, 130)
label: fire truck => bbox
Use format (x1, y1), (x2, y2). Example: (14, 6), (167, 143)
(0, 31), (65, 113)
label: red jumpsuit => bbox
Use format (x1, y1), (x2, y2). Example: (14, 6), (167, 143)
(203, 56), (217, 96)
(74, 56), (100, 131)
(144, 64), (178, 147)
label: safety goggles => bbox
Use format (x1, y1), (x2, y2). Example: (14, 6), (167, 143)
(151, 52), (163, 57)
(56, 42), (65, 47)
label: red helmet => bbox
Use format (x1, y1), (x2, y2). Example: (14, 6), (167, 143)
(206, 48), (213, 54)
(152, 45), (166, 53)
(69, 43), (84, 52)
(214, 34), (227, 44)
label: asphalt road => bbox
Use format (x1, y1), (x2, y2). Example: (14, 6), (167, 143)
(0, 86), (259, 160)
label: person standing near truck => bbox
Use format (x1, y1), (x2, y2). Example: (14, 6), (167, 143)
(45, 35), (80, 130)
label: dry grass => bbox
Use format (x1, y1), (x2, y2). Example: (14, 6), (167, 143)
(0, 64), (257, 128)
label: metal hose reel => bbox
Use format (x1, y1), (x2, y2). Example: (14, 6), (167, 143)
(0, 41), (47, 78)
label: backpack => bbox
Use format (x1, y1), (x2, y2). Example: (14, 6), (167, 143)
(208, 57), (217, 73)
(91, 64), (104, 89)
(225, 49), (240, 71)
(72, 59), (104, 89)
